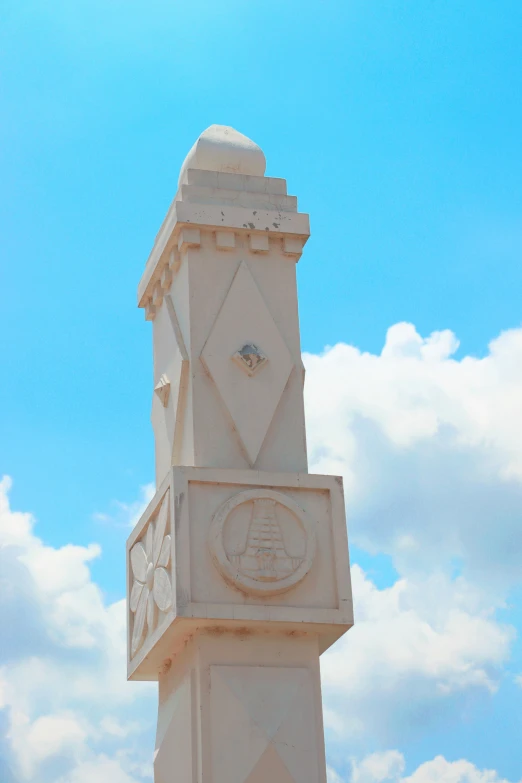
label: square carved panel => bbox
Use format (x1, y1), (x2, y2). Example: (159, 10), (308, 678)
(127, 467), (352, 681)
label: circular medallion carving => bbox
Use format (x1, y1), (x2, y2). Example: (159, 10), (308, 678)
(208, 489), (315, 596)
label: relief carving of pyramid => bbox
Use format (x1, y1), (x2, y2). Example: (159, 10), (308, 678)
(201, 262), (294, 465)
(231, 497), (303, 582)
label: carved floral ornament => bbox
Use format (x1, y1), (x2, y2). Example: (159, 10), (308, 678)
(129, 490), (172, 656)
(208, 489), (316, 597)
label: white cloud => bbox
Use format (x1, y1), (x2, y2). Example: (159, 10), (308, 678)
(304, 323), (522, 587)
(99, 716), (141, 738)
(305, 324), (522, 743)
(8, 711), (87, 779)
(0, 476), (34, 546)
(307, 322), (522, 464)
(329, 764), (347, 783)
(0, 477), (155, 782)
(56, 755), (142, 783)
(404, 756), (518, 783)
(340, 751), (520, 783)
(21, 543), (101, 595)
(2, 322), (522, 778)
(351, 751), (405, 783)
(93, 483), (155, 529)
(321, 566), (513, 744)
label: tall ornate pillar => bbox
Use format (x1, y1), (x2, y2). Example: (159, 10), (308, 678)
(127, 125), (353, 783)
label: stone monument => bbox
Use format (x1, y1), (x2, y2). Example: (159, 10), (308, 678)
(127, 125), (353, 783)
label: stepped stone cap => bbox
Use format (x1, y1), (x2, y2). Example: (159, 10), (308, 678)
(178, 125), (266, 185)
(137, 124), (309, 309)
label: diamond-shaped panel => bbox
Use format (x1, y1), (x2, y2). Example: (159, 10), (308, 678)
(245, 744), (295, 783)
(201, 262), (293, 465)
(210, 665), (318, 783)
(154, 674), (193, 783)
(151, 295), (189, 479)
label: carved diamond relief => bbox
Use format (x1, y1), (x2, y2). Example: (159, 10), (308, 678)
(208, 489), (316, 596)
(201, 262), (293, 465)
(154, 373), (171, 407)
(129, 489), (172, 656)
(210, 666), (318, 783)
(154, 674), (193, 783)
(152, 295), (189, 479)
(232, 343), (268, 376)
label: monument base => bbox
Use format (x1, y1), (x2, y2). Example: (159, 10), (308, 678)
(154, 629), (328, 783)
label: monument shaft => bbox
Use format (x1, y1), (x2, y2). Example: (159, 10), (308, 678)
(127, 126), (353, 783)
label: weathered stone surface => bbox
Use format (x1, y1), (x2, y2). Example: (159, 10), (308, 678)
(128, 125), (353, 783)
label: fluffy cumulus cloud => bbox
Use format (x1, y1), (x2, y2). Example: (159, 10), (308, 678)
(321, 566), (513, 744)
(305, 323), (522, 585)
(306, 324), (522, 746)
(333, 751), (522, 783)
(0, 476), (155, 782)
(2, 322), (522, 780)
(92, 483), (155, 529)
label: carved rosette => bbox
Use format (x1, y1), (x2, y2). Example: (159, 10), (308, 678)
(208, 489), (316, 597)
(129, 489), (172, 656)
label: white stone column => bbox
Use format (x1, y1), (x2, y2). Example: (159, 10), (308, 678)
(127, 125), (353, 783)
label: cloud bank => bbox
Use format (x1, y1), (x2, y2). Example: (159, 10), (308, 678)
(0, 476), (155, 782)
(2, 322), (522, 780)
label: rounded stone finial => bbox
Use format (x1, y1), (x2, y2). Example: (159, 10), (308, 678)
(178, 125), (266, 185)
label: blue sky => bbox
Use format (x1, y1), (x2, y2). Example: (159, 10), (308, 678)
(1, 2), (522, 782)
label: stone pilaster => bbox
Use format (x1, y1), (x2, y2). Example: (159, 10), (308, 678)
(127, 125), (353, 783)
